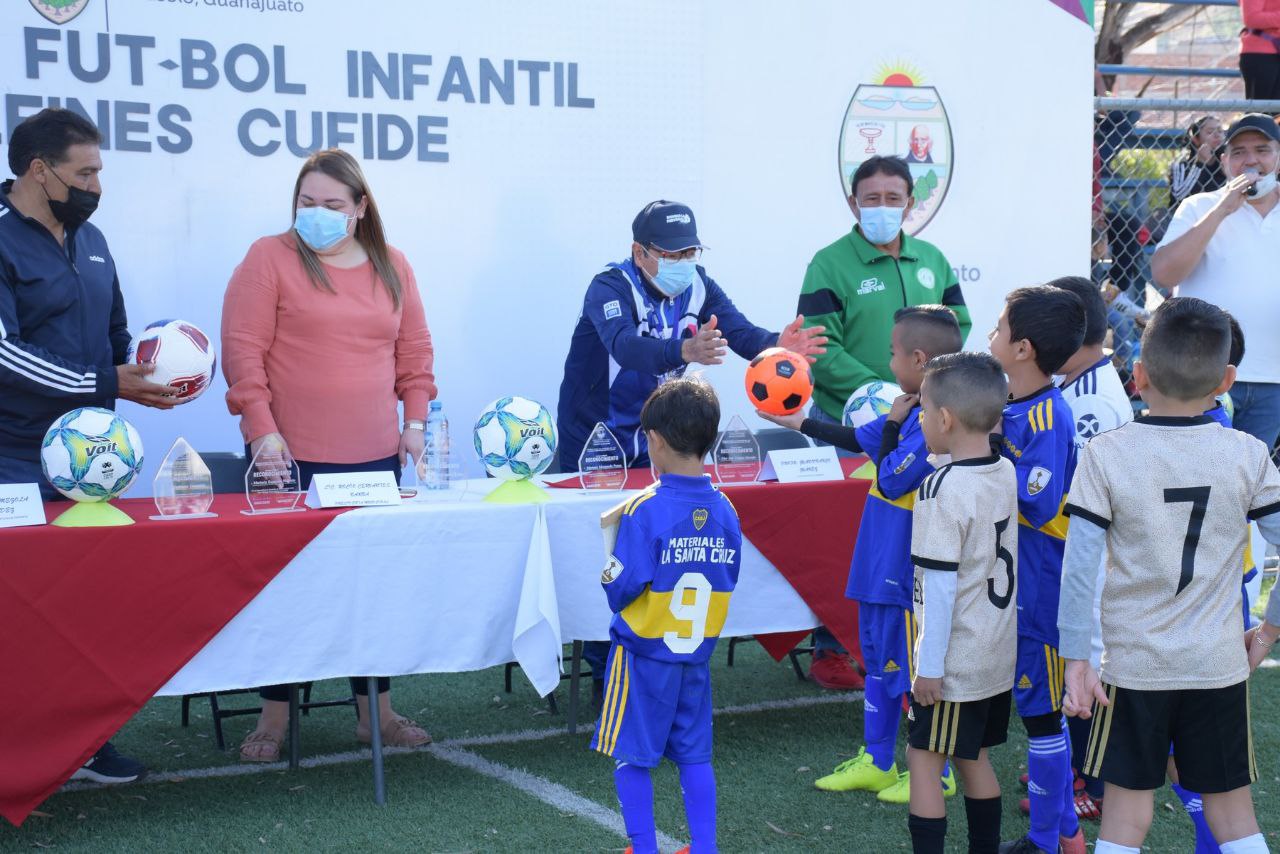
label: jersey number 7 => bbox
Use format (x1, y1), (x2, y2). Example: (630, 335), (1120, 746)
(1164, 486), (1210, 595)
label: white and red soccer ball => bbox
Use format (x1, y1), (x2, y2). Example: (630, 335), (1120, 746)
(131, 319), (217, 403)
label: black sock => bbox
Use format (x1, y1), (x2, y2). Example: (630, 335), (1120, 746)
(908, 813), (946, 854)
(964, 795), (1002, 854)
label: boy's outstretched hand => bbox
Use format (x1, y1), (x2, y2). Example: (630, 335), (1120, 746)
(755, 409), (805, 431)
(1063, 659), (1108, 718)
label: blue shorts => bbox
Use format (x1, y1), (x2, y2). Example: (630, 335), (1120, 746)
(1013, 637), (1064, 719)
(589, 644), (712, 768)
(858, 602), (916, 697)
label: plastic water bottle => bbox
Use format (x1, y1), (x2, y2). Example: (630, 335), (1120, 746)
(424, 401), (450, 490)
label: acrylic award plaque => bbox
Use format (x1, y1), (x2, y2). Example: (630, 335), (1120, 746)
(578, 422), (627, 491)
(414, 424), (469, 501)
(150, 437), (216, 520)
(711, 415), (763, 484)
(241, 436), (304, 515)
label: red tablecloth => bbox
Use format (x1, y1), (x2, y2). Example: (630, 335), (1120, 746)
(551, 460), (871, 662)
(0, 495), (346, 826)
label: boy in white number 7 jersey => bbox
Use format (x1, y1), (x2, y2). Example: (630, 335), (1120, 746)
(1059, 298), (1280, 854)
(592, 377), (742, 854)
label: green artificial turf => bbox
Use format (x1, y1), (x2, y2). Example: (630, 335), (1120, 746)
(2, 641), (1277, 852)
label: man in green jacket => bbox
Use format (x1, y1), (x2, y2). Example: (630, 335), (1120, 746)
(793, 155), (970, 691)
(799, 156), (971, 423)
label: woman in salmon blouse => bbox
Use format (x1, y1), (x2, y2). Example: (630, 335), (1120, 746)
(222, 148), (435, 762)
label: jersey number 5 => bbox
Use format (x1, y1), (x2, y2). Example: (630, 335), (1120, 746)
(665, 572), (713, 655)
(1164, 486), (1210, 595)
(987, 516), (1015, 609)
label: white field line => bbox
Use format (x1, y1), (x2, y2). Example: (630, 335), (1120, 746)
(429, 744), (683, 852)
(60, 690), (861, 791)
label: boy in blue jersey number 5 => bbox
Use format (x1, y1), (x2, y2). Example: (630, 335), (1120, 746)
(592, 377), (742, 854)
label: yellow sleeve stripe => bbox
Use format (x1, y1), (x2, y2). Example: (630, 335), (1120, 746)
(1244, 533), (1255, 575)
(623, 490), (658, 517)
(1027, 401), (1053, 433)
(621, 589), (732, 640)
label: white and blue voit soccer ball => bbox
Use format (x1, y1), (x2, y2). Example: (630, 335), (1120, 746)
(40, 407), (145, 502)
(842, 380), (905, 428)
(473, 396), (558, 480)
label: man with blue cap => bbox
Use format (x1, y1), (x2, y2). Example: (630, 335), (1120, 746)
(557, 200), (827, 706)
(557, 199), (826, 472)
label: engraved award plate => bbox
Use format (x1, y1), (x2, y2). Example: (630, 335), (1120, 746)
(711, 415), (763, 485)
(241, 435), (304, 515)
(150, 437), (217, 520)
(578, 422), (627, 491)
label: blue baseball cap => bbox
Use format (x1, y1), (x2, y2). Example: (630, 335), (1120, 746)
(632, 200), (704, 252)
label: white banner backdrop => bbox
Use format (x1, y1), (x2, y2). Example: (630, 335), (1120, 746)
(1, 0), (1093, 488)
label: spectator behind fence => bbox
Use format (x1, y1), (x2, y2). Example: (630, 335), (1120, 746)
(1168, 116), (1226, 205)
(1152, 114), (1280, 449)
(1239, 0), (1280, 101)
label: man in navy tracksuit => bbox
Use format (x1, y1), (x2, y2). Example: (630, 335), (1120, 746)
(557, 200), (826, 471)
(0, 108), (173, 784)
(556, 200), (827, 703)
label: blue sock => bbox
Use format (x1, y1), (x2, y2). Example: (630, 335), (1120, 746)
(1026, 733), (1070, 852)
(1172, 783), (1221, 854)
(1058, 716), (1081, 838)
(863, 675), (900, 771)
(678, 762), (718, 854)
(614, 762), (657, 854)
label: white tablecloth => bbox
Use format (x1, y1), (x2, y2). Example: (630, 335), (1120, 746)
(158, 480), (819, 698)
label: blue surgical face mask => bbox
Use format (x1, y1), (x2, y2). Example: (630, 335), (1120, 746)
(858, 205), (905, 245)
(649, 257), (699, 297)
(294, 206), (354, 251)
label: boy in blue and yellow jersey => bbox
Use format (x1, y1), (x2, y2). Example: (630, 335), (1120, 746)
(591, 377), (741, 854)
(760, 305), (964, 805)
(987, 286), (1087, 854)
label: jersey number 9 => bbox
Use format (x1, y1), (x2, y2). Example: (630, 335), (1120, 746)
(665, 572), (714, 654)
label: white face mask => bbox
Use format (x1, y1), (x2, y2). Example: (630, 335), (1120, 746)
(1253, 170), (1278, 197)
(1244, 167), (1278, 198)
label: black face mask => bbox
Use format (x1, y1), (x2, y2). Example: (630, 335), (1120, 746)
(42, 162), (100, 227)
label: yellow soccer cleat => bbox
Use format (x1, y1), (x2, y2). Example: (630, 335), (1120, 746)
(813, 746), (898, 792)
(876, 766), (958, 804)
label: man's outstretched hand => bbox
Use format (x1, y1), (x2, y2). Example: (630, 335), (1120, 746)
(777, 315), (827, 363)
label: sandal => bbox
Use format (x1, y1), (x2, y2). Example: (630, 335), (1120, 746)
(239, 729), (284, 763)
(356, 716), (431, 748)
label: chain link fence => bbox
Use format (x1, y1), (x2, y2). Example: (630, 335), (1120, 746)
(1092, 97), (1280, 421)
